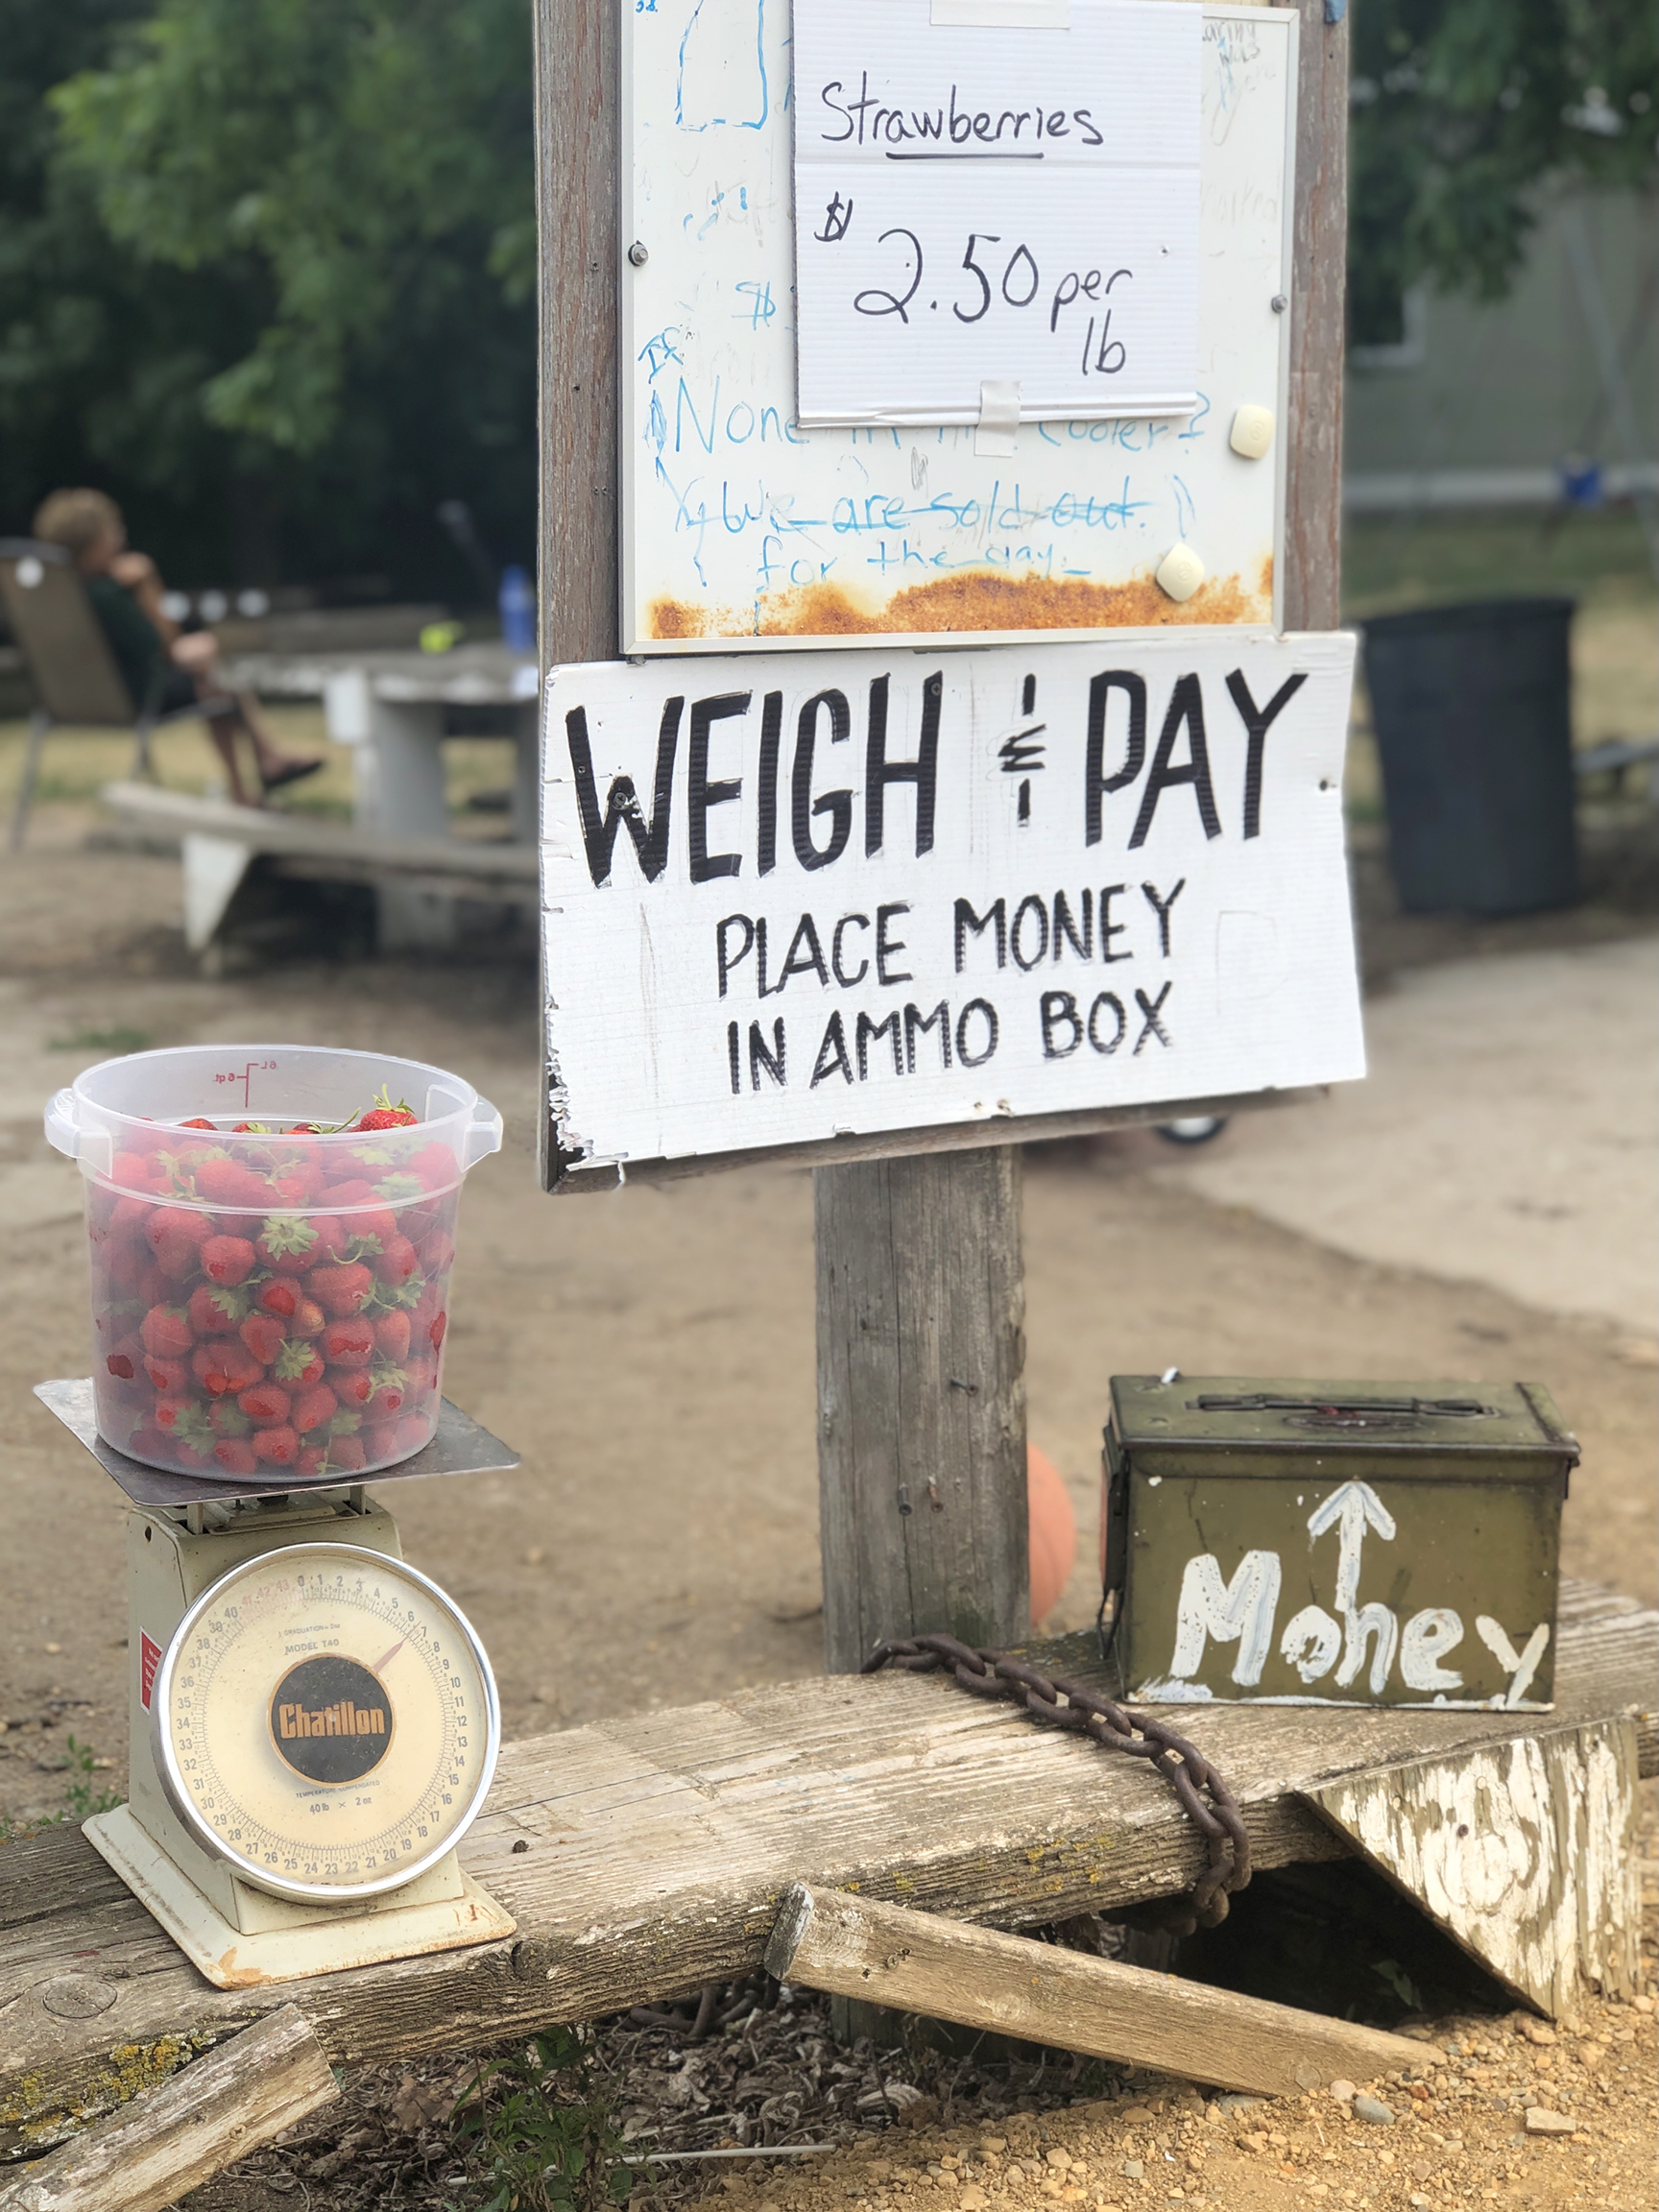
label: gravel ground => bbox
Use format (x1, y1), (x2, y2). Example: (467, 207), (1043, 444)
(180, 1783), (1657, 2211)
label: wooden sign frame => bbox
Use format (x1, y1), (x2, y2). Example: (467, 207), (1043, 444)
(535, 0), (1351, 1669)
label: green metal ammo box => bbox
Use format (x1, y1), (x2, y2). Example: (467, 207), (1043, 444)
(1102, 1377), (1577, 1710)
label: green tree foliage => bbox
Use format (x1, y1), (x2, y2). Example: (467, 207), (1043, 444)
(1350, 0), (1659, 344)
(2, 0), (536, 594)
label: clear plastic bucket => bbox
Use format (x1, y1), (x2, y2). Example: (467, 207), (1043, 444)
(45, 1046), (502, 1481)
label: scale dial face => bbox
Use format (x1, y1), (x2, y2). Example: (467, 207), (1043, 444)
(154, 1543), (500, 1903)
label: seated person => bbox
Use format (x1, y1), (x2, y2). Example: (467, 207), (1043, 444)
(33, 488), (320, 806)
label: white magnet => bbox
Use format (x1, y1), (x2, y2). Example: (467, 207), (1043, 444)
(1155, 544), (1205, 604)
(1229, 404), (1275, 460)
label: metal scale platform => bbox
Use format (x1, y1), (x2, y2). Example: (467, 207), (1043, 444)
(36, 1379), (522, 1988)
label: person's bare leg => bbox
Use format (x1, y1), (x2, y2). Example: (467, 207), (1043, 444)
(233, 689), (316, 781)
(207, 715), (259, 806)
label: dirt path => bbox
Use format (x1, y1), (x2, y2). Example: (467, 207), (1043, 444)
(0, 813), (1653, 2212)
(1, 823), (1655, 1824)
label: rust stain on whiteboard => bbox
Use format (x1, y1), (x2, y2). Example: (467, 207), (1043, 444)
(647, 558), (1273, 643)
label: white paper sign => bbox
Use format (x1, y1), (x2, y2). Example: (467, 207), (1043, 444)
(541, 634), (1362, 1179)
(793, 0), (1202, 428)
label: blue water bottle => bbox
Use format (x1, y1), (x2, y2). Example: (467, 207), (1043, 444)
(498, 564), (536, 653)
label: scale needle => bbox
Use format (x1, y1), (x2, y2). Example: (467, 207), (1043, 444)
(371, 1638), (407, 1674)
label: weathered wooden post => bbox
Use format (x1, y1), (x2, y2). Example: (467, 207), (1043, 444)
(533, 0), (1363, 1693)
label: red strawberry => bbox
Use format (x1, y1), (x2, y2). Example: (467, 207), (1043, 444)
(156, 1398), (215, 1452)
(286, 1122), (323, 1134)
(143, 1353), (190, 1395)
(252, 1425), (299, 1466)
(309, 1262), (373, 1318)
(356, 1087), (418, 1132)
(240, 1311), (288, 1365)
(328, 1365), (375, 1407)
(327, 1436), (367, 1473)
(297, 1444), (327, 1477)
(292, 1382), (339, 1434)
(138, 1264), (171, 1308)
(373, 1233), (421, 1288)
(322, 1179), (377, 1208)
(256, 1276), (301, 1318)
(196, 1156), (274, 1210)
(192, 1337), (263, 1397)
(144, 1205), (212, 1257)
(155, 1234), (205, 1283)
(201, 1234), (256, 1286)
(140, 1304), (194, 1358)
(110, 1151), (156, 1192)
(290, 1295), (325, 1339)
(178, 1117), (217, 1130)
(395, 1412), (432, 1454)
(427, 1310), (447, 1354)
(238, 1381), (292, 1424)
(407, 1142), (457, 1191)
(105, 1347), (138, 1382)
(213, 1438), (257, 1475)
(362, 1420), (402, 1461)
(321, 1316), (376, 1368)
(373, 1310), (411, 1364)
(404, 1355), (440, 1404)
(352, 1204), (399, 1244)
(254, 1214), (323, 1274)
(365, 1366), (407, 1418)
(267, 1163), (325, 1207)
(101, 1238), (149, 1295)
(274, 1337), (325, 1388)
(189, 1282), (252, 1335)
(418, 1228), (456, 1278)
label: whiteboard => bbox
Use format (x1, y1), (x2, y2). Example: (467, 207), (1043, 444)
(620, 2), (1297, 655)
(541, 630), (1362, 1181)
(791, 0), (1202, 427)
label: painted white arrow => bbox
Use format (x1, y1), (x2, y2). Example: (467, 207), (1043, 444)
(1308, 1479), (1397, 1612)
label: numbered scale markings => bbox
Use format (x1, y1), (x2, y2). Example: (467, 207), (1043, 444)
(154, 1544), (500, 1903)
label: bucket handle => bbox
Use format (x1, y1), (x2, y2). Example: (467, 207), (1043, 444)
(44, 1089), (113, 1176)
(465, 1097), (504, 1168)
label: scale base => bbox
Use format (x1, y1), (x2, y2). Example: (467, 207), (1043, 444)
(84, 1805), (517, 1989)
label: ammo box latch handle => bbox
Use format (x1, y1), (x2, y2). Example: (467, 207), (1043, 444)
(1190, 1393), (1499, 1417)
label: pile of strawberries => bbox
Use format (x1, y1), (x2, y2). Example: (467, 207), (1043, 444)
(87, 1094), (458, 1480)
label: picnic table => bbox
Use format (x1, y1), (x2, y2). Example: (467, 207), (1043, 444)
(102, 642), (541, 954)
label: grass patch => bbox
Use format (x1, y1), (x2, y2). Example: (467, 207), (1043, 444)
(0, 1736), (123, 1843)
(49, 1024), (153, 1054)
(449, 2027), (635, 2212)
(1343, 506), (1658, 618)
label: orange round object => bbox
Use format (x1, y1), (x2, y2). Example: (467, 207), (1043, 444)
(1027, 1443), (1078, 1625)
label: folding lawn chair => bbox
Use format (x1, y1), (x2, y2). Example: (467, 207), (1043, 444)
(0, 538), (237, 849)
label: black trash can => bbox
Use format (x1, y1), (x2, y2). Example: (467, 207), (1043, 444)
(1361, 597), (1579, 914)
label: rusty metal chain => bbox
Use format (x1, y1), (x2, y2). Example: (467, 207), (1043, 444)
(861, 1631), (1252, 1936)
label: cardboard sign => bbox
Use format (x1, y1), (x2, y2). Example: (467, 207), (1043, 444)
(619, 3), (1298, 651)
(792, 0), (1201, 428)
(541, 633), (1362, 1181)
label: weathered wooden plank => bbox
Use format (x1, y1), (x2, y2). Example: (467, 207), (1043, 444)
(554, 1086), (1321, 1191)
(1278, 0), (1348, 633)
(1, 1584), (1651, 2158)
(816, 1148), (1029, 1670)
(0, 2008), (335, 2212)
(768, 1884), (1427, 2097)
(535, 0), (618, 669)
(101, 782), (539, 881)
(1305, 1717), (1640, 2019)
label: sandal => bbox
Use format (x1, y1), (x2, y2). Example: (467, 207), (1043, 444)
(261, 757), (325, 792)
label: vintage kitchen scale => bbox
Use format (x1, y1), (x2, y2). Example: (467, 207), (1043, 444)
(36, 1378), (520, 1988)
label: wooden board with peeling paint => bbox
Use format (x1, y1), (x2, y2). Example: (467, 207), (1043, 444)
(540, 631), (1361, 1182)
(619, 2), (1297, 653)
(1305, 1719), (1640, 2018)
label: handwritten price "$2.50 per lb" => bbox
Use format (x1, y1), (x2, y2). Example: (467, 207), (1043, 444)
(824, 202), (1135, 380)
